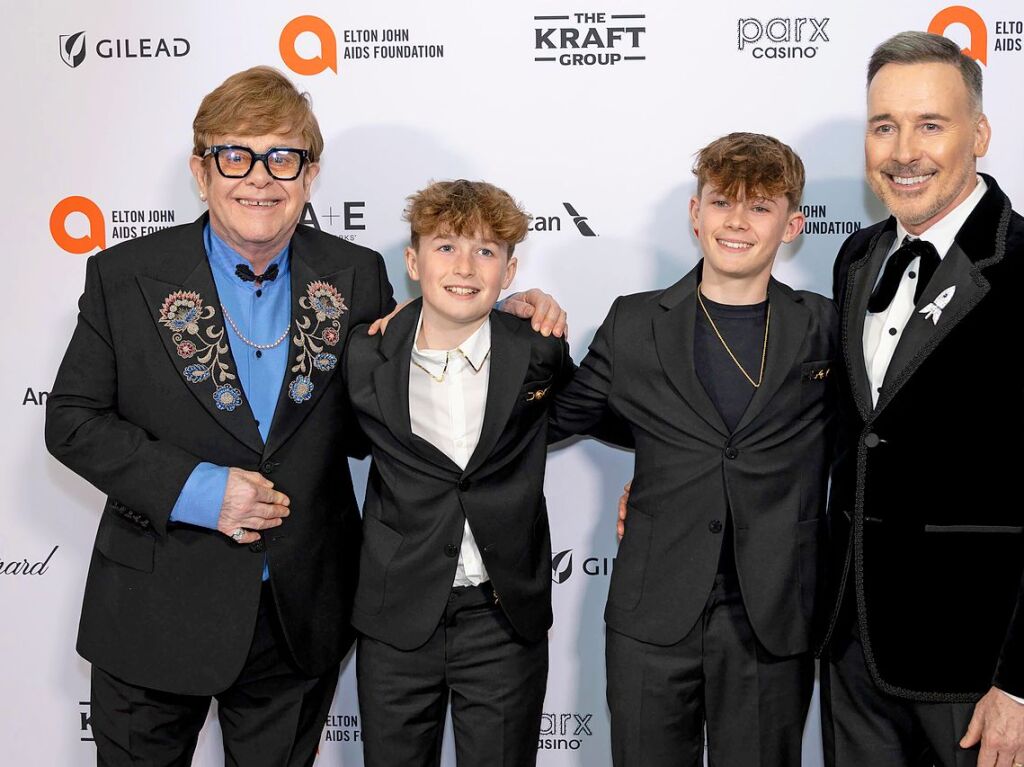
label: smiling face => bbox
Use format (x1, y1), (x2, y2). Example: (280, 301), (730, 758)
(689, 186), (804, 292)
(406, 230), (518, 349)
(865, 61), (990, 235)
(189, 131), (319, 265)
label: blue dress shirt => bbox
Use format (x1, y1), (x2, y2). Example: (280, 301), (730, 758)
(169, 225), (291, 578)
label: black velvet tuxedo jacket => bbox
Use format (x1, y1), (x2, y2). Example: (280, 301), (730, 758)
(45, 215), (394, 695)
(821, 175), (1024, 701)
(549, 263), (838, 656)
(344, 301), (572, 651)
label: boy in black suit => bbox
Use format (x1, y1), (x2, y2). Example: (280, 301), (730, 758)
(344, 180), (571, 767)
(550, 133), (838, 766)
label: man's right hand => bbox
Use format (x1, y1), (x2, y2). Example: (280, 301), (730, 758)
(216, 468), (290, 545)
(617, 480), (632, 541)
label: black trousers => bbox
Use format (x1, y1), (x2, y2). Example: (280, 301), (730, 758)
(821, 624), (978, 767)
(606, 571), (814, 767)
(356, 582), (548, 767)
(90, 583), (339, 767)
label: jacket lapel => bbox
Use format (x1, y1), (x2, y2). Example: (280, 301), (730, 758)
(874, 177), (1010, 414)
(137, 218), (263, 454)
(733, 278), (810, 434)
(370, 299), (461, 473)
(842, 225), (896, 421)
(652, 269), (729, 438)
(262, 235), (354, 459)
(464, 313), (532, 476)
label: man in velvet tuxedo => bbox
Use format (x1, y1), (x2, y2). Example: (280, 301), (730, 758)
(819, 32), (1024, 767)
(44, 69), (565, 766)
(344, 180), (571, 766)
(550, 134), (838, 766)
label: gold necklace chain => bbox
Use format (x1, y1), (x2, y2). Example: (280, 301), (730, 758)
(220, 304), (291, 350)
(696, 283), (770, 389)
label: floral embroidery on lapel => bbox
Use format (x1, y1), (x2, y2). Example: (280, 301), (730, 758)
(158, 290), (243, 412)
(288, 281), (348, 403)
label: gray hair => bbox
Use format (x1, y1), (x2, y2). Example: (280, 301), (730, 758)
(867, 31), (983, 112)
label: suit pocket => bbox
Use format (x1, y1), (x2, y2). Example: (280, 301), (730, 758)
(94, 510), (155, 573)
(799, 359), (832, 420)
(924, 524), (1024, 534)
(354, 515), (404, 616)
(608, 504), (653, 611)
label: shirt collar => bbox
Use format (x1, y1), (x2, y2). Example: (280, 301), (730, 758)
(895, 175), (987, 258)
(411, 311), (492, 379)
(204, 223), (291, 290)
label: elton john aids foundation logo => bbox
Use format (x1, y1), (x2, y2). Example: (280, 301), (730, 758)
(50, 196), (105, 254)
(929, 6), (987, 64)
(280, 15), (338, 75)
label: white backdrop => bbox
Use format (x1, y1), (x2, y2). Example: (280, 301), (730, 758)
(4, 1), (1023, 764)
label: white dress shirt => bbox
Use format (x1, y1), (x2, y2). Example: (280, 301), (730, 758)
(409, 313), (491, 587)
(863, 177), (987, 406)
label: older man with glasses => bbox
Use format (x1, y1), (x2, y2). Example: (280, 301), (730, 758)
(45, 66), (565, 767)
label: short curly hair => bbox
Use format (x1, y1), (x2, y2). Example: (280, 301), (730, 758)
(192, 66), (324, 162)
(693, 132), (805, 210)
(404, 179), (530, 256)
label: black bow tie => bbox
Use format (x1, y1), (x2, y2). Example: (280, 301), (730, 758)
(867, 236), (940, 314)
(235, 263), (279, 285)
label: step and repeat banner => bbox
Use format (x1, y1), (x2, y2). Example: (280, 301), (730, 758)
(3, 1), (1023, 764)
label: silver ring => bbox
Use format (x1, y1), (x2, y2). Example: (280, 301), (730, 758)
(230, 528), (245, 542)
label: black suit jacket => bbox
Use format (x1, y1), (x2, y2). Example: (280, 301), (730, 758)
(549, 262), (837, 656)
(821, 174), (1024, 701)
(344, 301), (571, 650)
(45, 215), (394, 695)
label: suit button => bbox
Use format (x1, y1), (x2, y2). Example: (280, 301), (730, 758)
(260, 461), (278, 475)
(445, 543), (459, 557)
(709, 520), (723, 534)
(724, 446), (739, 460)
(458, 479), (471, 491)
(249, 540), (266, 553)
(864, 433), (881, 448)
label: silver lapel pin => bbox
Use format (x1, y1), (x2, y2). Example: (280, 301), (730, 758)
(919, 286), (956, 326)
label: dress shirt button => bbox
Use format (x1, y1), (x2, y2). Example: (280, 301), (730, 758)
(888, 327), (898, 336)
(458, 479), (471, 491)
(864, 433), (881, 448)
(249, 540), (266, 553)
(256, 289), (263, 298)
(908, 272), (916, 279)
(709, 520), (723, 534)
(256, 350), (263, 359)
(724, 446), (739, 460)
(445, 543), (459, 557)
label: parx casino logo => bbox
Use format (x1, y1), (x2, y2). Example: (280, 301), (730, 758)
(538, 712), (596, 751)
(534, 11), (647, 66)
(737, 16), (830, 59)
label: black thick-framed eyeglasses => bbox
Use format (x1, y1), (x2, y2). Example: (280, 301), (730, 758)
(202, 145), (310, 181)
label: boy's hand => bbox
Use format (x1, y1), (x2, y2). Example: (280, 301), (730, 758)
(368, 300), (411, 336)
(618, 480), (632, 541)
(501, 289), (568, 338)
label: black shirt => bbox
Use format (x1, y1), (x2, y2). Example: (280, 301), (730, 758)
(694, 293), (769, 575)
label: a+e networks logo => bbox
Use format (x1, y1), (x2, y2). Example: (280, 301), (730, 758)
(551, 549), (614, 583)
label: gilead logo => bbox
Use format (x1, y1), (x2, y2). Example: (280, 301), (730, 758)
(929, 6), (987, 64)
(50, 196), (105, 254)
(280, 15), (338, 75)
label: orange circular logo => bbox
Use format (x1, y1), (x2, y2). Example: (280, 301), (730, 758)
(929, 5), (988, 65)
(50, 196), (105, 254)
(280, 15), (337, 75)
